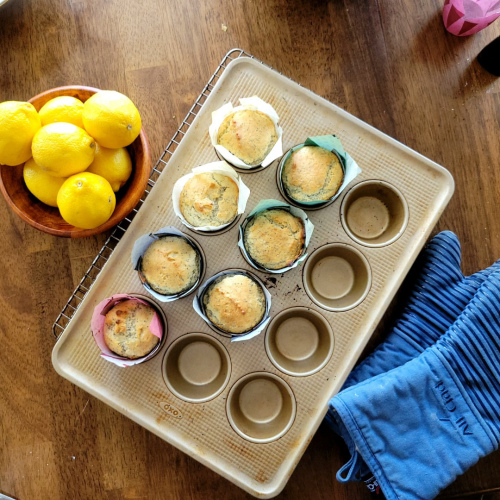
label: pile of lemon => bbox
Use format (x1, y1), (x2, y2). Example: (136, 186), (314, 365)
(0, 91), (142, 230)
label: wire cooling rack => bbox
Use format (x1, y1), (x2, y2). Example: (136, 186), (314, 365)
(52, 48), (259, 339)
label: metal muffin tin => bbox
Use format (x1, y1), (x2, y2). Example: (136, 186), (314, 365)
(52, 50), (454, 498)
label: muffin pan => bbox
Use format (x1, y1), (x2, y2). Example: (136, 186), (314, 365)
(162, 332), (231, 403)
(226, 372), (296, 443)
(52, 53), (454, 498)
(265, 307), (334, 376)
(303, 243), (372, 312)
(340, 179), (409, 247)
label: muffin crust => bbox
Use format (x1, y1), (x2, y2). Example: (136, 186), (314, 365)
(180, 172), (239, 227)
(104, 299), (159, 359)
(217, 109), (277, 166)
(203, 274), (266, 334)
(244, 209), (305, 270)
(141, 236), (200, 296)
(282, 146), (344, 202)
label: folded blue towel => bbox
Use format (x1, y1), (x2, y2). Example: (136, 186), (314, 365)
(329, 269), (500, 500)
(325, 231), (500, 482)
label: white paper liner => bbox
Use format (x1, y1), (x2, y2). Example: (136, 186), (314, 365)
(91, 294), (164, 367)
(171, 161), (251, 231)
(335, 152), (362, 201)
(193, 270), (272, 342)
(209, 96), (283, 169)
(238, 199), (314, 274)
(131, 226), (203, 302)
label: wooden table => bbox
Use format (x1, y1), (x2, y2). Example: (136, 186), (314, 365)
(0, 0), (499, 498)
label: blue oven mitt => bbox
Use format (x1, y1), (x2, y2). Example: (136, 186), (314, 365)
(325, 231), (500, 481)
(329, 269), (500, 500)
(343, 231), (500, 389)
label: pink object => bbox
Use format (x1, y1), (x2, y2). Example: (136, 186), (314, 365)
(443, 0), (500, 35)
(91, 294), (164, 367)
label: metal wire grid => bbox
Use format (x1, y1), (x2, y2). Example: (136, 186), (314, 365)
(52, 48), (256, 340)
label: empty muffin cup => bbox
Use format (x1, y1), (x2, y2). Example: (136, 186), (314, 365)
(162, 332), (231, 403)
(340, 180), (409, 247)
(265, 307), (334, 376)
(226, 372), (296, 443)
(303, 243), (371, 311)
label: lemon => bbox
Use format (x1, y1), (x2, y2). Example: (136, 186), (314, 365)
(57, 172), (116, 229)
(86, 143), (132, 192)
(0, 101), (41, 166)
(32, 122), (95, 178)
(82, 90), (141, 148)
(23, 158), (66, 207)
(38, 96), (85, 129)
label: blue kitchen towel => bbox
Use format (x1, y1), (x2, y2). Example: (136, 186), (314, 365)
(325, 231), (500, 481)
(330, 269), (500, 500)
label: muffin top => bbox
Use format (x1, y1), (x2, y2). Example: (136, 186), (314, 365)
(103, 299), (160, 359)
(180, 172), (239, 227)
(282, 145), (344, 202)
(217, 109), (278, 166)
(203, 273), (266, 334)
(141, 235), (200, 296)
(244, 209), (305, 270)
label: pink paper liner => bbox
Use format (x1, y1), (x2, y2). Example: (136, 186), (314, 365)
(91, 294), (164, 367)
(443, 0), (500, 35)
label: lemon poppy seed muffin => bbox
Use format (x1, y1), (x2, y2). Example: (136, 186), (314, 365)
(282, 146), (344, 203)
(203, 273), (266, 334)
(244, 209), (305, 270)
(180, 172), (239, 227)
(217, 109), (278, 166)
(141, 236), (200, 296)
(104, 299), (160, 359)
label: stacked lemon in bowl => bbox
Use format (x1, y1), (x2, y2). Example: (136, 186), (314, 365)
(0, 91), (141, 230)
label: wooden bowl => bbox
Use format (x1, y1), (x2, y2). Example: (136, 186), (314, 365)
(0, 85), (151, 238)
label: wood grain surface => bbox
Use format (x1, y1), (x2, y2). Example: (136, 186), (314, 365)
(0, 0), (499, 499)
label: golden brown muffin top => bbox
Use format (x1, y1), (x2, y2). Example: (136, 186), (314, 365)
(103, 299), (159, 359)
(180, 172), (239, 227)
(243, 209), (305, 270)
(141, 236), (200, 296)
(282, 145), (344, 202)
(203, 274), (266, 334)
(217, 109), (277, 166)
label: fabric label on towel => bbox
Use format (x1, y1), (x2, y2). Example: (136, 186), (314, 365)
(364, 475), (385, 497)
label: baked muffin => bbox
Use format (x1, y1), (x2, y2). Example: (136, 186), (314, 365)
(217, 109), (278, 166)
(244, 209), (305, 270)
(282, 146), (344, 203)
(203, 273), (266, 334)
(180, 172), (239, 227)
(141, 236), (200, 296)
(103, 299), (160, 359)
